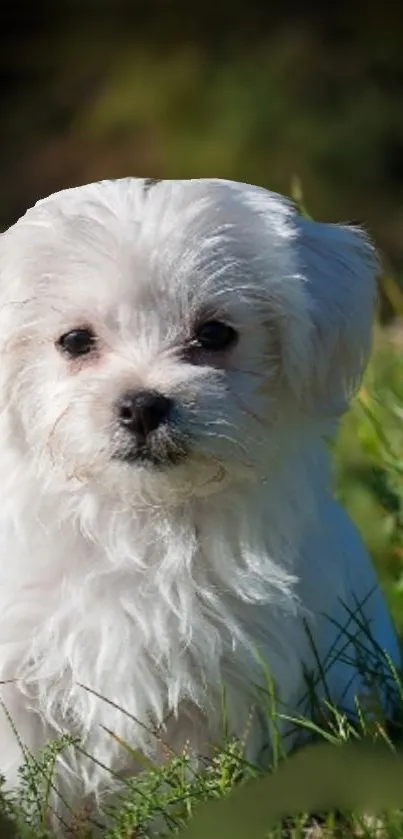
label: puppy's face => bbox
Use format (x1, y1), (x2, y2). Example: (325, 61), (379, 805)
(0, 179), (378, 505)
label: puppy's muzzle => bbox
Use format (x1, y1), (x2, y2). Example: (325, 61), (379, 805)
(113, 389), (187, 466)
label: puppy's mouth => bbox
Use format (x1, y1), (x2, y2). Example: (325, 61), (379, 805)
(114, 446), (187, 468)
(111, 431), (190, 469)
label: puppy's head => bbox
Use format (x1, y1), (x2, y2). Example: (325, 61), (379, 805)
(0, 178), (378, 505)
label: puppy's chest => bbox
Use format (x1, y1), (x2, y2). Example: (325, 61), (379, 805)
(11, 517), (303, 745)
(17, 557), (232, 703)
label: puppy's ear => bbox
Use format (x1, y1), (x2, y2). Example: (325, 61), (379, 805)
(232, 183), (378, 417)
(284, 215), (379, 417)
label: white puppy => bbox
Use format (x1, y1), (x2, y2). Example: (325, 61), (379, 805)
(0, 177), (399, 825)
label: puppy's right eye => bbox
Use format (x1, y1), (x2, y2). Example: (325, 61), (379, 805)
(57, 328), (96, 357)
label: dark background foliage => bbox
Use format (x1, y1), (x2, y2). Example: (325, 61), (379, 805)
(1, 1), (403, 283)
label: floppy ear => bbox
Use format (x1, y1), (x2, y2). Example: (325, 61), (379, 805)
(284, 215), (379, 417)
(231, 182), (379, 418)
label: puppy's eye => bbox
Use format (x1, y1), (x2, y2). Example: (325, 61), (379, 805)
(57, 328), (96, 357)
(195, 320), (238, 351)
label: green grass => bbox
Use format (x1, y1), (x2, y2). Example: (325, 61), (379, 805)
(2, 336), (403, 839)
(336, 332), (403, 632)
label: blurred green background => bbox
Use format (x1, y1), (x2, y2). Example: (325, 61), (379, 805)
(2, 1), (403, 627)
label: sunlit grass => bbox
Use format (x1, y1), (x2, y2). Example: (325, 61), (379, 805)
(336, 335), (403, 630)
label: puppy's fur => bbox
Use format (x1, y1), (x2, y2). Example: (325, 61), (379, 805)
(0, 178), (399, 822)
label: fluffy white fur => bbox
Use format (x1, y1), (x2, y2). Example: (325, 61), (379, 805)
(0, 177), (400, 828)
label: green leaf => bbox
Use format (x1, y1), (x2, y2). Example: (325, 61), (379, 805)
(178, 741), (403, 839)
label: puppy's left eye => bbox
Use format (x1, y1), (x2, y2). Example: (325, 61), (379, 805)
(195, 320), (238, 351)
(57, 328), (96, 358)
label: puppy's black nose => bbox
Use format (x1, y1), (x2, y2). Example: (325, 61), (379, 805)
(117, 390), (173, 436)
